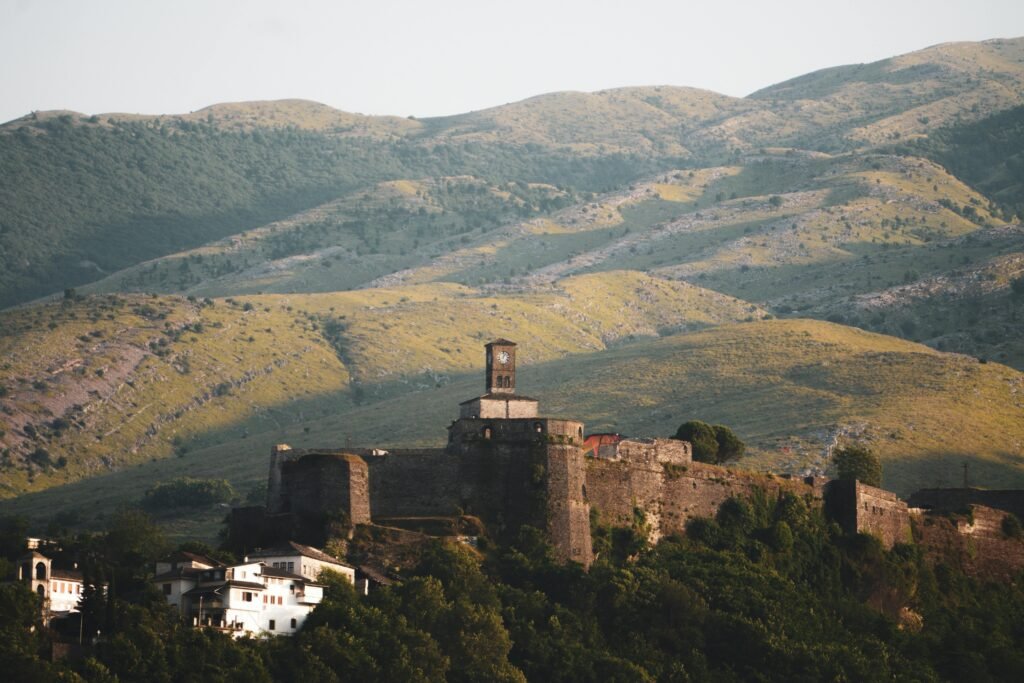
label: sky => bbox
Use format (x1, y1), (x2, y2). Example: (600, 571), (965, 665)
(2, 0), (1023, 124)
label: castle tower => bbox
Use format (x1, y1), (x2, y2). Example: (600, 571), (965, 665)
(485, 339), (517, 394)
(460, 340), (537, 419)
(448, 340), (593, 567)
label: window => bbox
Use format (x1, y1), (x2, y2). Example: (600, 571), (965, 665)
(263, 595), (267, 604)
(290, 618), (297, 629)
(35, 562), (47, 580)
(242, 592), (253, 602)
(163, 583), (172, 596)
(268, 620), (275, 631)
(287, 562), (294, 573)
(278, 596), (283, 605)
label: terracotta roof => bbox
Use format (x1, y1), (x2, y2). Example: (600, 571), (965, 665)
(162, 550), (222, 567)
(248, 541), (352, 568)
(51, 568), (83, 581)
(260, 566), (306, 580)
(357, 564), (394, 585)
(486, 339), (516, 346)
(152, 566), (205, 582)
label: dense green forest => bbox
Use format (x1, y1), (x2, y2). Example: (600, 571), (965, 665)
(0, 117), (673, 307)
(3, 490), (1023, 682)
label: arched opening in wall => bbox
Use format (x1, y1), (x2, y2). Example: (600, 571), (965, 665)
(578, 427), (583, 438)
(482, 426), (492, 440)
(20, 562), (30, 581)
(534, 422), (543, 433)
(35, 561), (46, 580)
(36, 585), (45, 600)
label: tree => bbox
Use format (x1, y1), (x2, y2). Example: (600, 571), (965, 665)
(1011, 276), (1024, 299)
(768, 195), (784, 209)
(712, 424), (746, 461)
(673, 421), (718, 463)
(673, 421), (746, 464)
(833, 444), (882, 487)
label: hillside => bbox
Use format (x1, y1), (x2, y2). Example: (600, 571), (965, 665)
(2, 315), (1022, 537)
(901, 102), (1024, 218)
(4, 38), (1024, 308)
(0, 115), (664, 308)
(750, 38), (1024, 148)
(0, 273), (764, 499)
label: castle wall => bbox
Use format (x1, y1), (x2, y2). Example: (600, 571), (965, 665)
(825, 480), (912, 548)
(913, 505), (1024, 581)
(586, 449), (824, 543)
(907, 489), (1024, 520)
(362, 449), (459, 518)
(282, 453), (372, 526)
(616, 438), (692, 466)
(226, 506), (300, 553)
(545, 444), (593, 566)
(461, 397), (540, 419)
(267, 444), (294, 514)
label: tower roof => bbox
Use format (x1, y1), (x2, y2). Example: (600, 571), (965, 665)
(485, 338), (517, 347)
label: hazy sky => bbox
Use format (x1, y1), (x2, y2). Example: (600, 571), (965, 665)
(2, 0), (1023, 124)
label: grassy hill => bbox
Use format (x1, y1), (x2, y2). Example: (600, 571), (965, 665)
(750, 38), (1024, 149)
(0, 272), (764, 499)
(2, 317), (1021, 541)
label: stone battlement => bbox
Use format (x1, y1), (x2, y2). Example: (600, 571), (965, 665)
(228, 340), (1024, 579)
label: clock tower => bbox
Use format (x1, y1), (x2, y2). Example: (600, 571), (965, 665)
(485, 339), (516, 394)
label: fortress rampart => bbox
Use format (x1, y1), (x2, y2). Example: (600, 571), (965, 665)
(229, 340), (1024, 578)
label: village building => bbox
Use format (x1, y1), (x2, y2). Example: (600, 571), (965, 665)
(153, 544), (353, 638)
(15, 546), (104, 623)
(245, 541), (356, 584)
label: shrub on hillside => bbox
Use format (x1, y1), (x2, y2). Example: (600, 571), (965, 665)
(832, 444), (882, 487)
(141, 477), (235, 511)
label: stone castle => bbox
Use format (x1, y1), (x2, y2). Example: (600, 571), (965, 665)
(230, 340), (1024, 579)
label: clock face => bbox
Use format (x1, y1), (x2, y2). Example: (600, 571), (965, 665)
(497, 351), (510, 365)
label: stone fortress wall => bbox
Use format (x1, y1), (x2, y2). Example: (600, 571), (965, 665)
(231, 340), (1024, 578)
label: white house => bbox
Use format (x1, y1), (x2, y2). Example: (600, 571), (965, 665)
(153, 550), (222, 612)
(245, 541), (356, 584)
(154, 544), (351, 638)
(16, 548), (103, 622)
